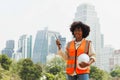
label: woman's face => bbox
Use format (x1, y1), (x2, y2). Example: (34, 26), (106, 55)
(74, 27), (83, 40)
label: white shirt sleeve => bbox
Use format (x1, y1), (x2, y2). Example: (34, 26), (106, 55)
(88, 42), (96, 61)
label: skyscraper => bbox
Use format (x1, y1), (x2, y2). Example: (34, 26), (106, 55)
(101, 34), (104, 49)
(74, 3), (102, 68)
(102, 45), (114, 72)
(2, 40), (14, 58)
(32, 28), (66, 64)
(17, 35), (32, 59)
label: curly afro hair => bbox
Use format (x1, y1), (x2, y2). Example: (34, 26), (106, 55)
(70, 21), (90, 38)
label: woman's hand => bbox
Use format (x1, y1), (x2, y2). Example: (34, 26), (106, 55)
(56, 39), (61, 50)
(79, 62), (90, 68)
(79, 58), (95, 68)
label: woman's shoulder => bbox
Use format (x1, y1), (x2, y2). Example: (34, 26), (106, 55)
(85, 39), (91, 42)
(66, 40), (74, 47)
(67, 40), (74, 44)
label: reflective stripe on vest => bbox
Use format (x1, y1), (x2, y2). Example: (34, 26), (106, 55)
(66, 39), (90, 75)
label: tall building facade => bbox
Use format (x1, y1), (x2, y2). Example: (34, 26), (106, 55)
(112, 50), (120, 69)
(17, 35), (32, 59)
(109, 49), (120, 71)
(2, 40), (14, 58)
(101, 34), (104, 49)
(32, 28), (66, 64)
(74, 4), (102, 68)
(102, 45), (114, 72)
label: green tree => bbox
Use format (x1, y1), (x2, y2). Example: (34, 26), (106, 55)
(47, 65), (62, 75)
(0, 66), (10, 80)
(48, 56), (66, 70)
(45, 56), (65, 74)
(110, 65), (120, 79)
(54, 71), (66, 80)
(34, 64), (42, 79)
(10, 60), (22, 80)
(44, 73), (55, 80)
(0, 55), (21, 80)
(45, 56), (66, 80)
(90, 66), (111, 80)
(0, 54), (12, 70)
(19, 58), (42, 80)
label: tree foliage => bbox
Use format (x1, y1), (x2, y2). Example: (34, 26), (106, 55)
(54, 71), (66, 80)
(44, 73), (55, 80)
(90, 66), (111, 80)
(47, 65), (62, 75)
(110, 66), (120, 77)
(0, 64), (21, 80)
(19, 58), (42, 80)
(0, 54), (12, 70)
(44, 56), (66, 80)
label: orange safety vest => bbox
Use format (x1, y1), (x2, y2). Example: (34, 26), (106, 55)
(66, 39), (90, 75)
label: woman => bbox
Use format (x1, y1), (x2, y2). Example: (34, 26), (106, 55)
(56, 21), (96, 80)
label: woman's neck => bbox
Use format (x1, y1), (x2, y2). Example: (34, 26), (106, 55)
(75, 38), (82, 42)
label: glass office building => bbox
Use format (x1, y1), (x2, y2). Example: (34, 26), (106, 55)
(32, 28), (66, 64)
(17, 35), (32, 59)
(2, 40), (14, 58)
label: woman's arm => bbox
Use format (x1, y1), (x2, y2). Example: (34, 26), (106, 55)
(88, 42), (96, 65)
(57, 50), (68, 61)
(56, 39), (68, 61)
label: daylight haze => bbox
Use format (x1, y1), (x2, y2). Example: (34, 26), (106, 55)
(0, 0), (120, 50)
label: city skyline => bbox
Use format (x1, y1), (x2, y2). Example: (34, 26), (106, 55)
(0, 0), (120, 51)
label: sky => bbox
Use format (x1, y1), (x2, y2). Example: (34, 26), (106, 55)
(0, 0), (120, 51)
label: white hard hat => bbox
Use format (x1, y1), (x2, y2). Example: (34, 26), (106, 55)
(77, 53), (90, 70)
